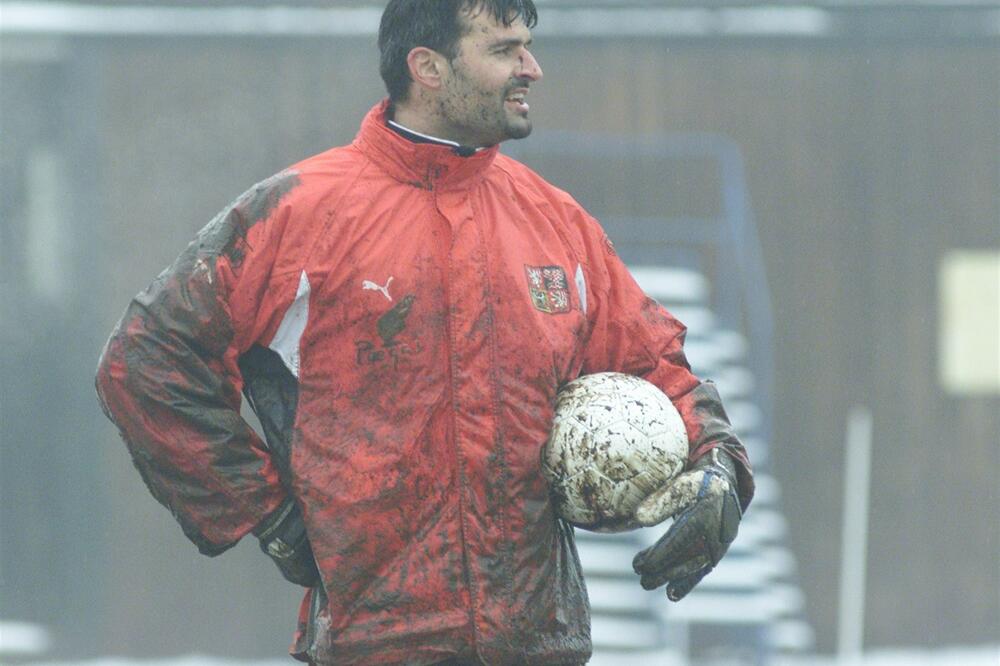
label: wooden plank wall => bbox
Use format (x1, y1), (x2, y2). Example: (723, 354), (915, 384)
(4, 30), (996, 655)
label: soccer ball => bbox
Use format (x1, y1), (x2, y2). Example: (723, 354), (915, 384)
(541, 372), (689, 532)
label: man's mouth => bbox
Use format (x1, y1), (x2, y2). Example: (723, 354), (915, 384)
(505, 90), (529, 114)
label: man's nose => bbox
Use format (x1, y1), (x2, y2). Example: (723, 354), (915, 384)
(519, 50), (543, 82)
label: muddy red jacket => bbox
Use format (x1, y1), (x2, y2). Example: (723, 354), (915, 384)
(96, 101), (753, 665)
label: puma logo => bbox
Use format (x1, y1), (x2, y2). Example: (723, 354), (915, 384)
(362, 276), (394, 302)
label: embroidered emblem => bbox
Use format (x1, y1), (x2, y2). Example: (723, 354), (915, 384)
(525, 265), (571, 314)
(362, 276), (394, 302)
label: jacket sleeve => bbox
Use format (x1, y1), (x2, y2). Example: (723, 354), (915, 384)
(577, 214), (754, 510)
(96, 171), (304, 555)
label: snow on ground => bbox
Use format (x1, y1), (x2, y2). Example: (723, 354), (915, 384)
(775, 645), (1000, 666)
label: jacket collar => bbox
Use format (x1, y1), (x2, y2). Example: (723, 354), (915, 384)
(353, 100), (499, 192)
(386, 119), (484, 156)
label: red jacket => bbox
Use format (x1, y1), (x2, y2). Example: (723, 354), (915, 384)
(97, 101), (752, 664)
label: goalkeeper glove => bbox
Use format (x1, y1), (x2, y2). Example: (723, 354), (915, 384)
(631, 447), (742, 601)
(254, 498), (320, 587)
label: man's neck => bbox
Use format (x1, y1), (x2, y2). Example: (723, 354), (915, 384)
(390, 103), (451, 140)
(388, 104), (480, 157)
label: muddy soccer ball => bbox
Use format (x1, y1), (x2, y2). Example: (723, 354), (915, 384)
(541, 372), (689, 532)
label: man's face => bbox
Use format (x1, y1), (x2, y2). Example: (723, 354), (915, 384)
(435, 9), (543, 147)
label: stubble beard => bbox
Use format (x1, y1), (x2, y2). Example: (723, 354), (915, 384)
(504, 110), (532, 141)
(439, 69), (532, 146)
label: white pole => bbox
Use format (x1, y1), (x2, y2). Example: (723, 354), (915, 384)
(837, 406), (874, 666)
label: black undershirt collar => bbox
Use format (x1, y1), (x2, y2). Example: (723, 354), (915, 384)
(386, 119), (481, 158)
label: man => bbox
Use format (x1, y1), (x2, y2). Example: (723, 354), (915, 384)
(96, 0), (753, 663)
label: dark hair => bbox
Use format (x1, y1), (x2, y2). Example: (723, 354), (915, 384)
(378, 0), (538, 103)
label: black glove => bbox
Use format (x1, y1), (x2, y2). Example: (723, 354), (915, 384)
(631, 447), (743, 601)
(253, 498), (320, 587)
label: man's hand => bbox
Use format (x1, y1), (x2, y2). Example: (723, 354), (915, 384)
(631, 448), (742, 601)
(254, 498), (320, 587)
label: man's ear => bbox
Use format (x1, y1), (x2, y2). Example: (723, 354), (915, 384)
(407, 47), (448, 91)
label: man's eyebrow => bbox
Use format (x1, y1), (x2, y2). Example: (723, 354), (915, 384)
(489, 37), (532, 49)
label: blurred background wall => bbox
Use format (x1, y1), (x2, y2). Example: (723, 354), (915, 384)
(1, 0), (998, 660)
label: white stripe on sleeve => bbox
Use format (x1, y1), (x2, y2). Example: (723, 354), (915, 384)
(268, 270), (311, 377)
